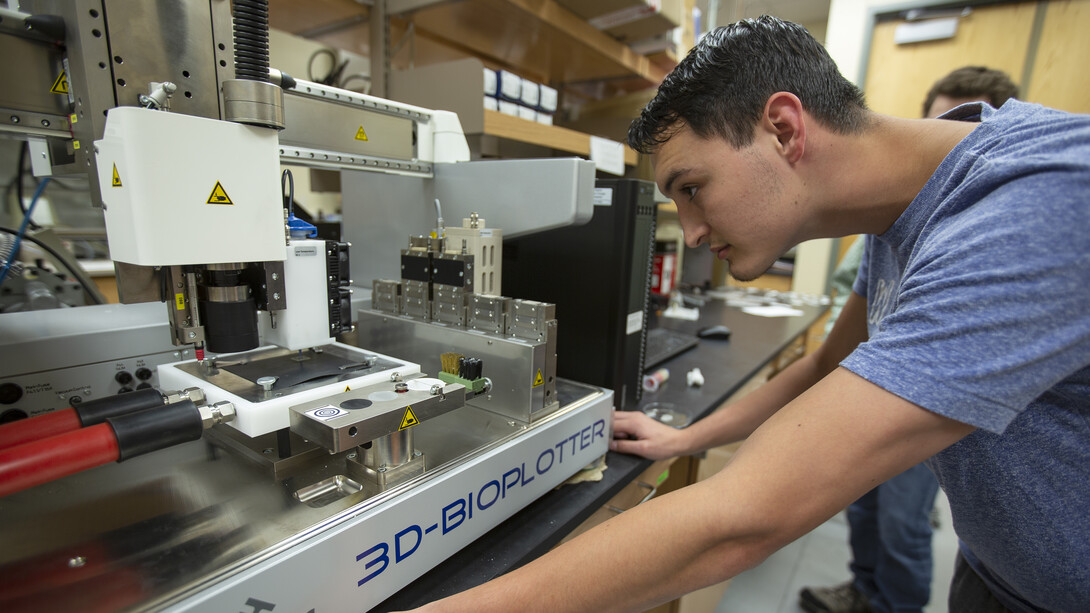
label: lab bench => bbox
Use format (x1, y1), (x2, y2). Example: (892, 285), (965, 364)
(375, 295), (828, 611)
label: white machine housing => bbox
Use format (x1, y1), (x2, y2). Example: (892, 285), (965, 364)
(95, 107), (287, 266)
(259, 238), (337, 350)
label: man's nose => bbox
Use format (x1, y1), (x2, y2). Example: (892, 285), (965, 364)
(677, 208), (708, 248)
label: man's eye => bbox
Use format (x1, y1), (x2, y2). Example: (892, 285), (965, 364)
(684, 186), (698, 199)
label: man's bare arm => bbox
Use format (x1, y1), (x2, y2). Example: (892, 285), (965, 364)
(613, 291), (870, 459)
(409, 364), (974, 613)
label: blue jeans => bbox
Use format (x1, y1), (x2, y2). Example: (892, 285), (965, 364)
(848, 462), (940, 613)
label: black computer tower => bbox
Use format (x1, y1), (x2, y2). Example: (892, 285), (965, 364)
(502, 178), (657, 409)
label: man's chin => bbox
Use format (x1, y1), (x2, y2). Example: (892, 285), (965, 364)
(727, 260), (775, 283)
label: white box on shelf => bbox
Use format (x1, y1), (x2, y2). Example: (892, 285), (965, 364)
(499, 100), (521, 117)
(520, 79), (540, 107)
(483, 68), (498, 96)
(536, 111), (554, 126)
(484, 96), (499, 111)
(539, 84), (558, 112)
(518, 105), (537, 121)
(498, 70), (523, 101)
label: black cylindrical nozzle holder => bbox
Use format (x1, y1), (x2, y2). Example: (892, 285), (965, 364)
(109, 400), (204, 462)
(75, 388), (165, 427)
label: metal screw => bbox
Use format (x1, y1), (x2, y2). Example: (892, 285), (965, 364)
(10, 116), (19, 124)
(415, 450), (422, 457)
(347, 451), (357, 460)
(378, 467), (387, 473)
(272, 292), (281, 300)
(68, 556), (87, 568)
(187, 331), (196, 339)
(41, 119), (50, 127)
(256, 376), (277, 392)
(271, 273), (279, 280)
(262, 448), (273, 455)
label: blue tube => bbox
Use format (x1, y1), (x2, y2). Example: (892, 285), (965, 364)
(0, 177), (51, 286)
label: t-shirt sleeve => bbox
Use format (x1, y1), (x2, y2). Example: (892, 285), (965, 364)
(842, 161), (1090, 433)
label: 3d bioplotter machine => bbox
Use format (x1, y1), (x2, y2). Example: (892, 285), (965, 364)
(0, 2), (611, 610)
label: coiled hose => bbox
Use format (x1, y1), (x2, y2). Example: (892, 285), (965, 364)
(232, 0), (270, 82)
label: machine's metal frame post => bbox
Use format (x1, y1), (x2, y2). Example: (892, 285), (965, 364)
(369, 0), (389, 98)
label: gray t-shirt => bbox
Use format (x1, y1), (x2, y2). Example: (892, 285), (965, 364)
(843, 100), (1090, 612)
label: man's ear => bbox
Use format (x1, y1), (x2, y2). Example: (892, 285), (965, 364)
(763, 92), (806, 165)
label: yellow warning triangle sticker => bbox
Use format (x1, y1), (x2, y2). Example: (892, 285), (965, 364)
(51, 70), (68, 95)
(111, 164), (122, 187)
(206, 181), (234, 205)
(399, 406), (419, 430)
(345, 386), (351, 392)
(354, 126), (369, 141)
(532, 369), (544, 387)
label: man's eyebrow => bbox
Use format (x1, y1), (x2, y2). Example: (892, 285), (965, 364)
(663, 168), (688, 196)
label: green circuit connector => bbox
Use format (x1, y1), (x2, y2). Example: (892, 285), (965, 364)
(437, 370), (488, 394)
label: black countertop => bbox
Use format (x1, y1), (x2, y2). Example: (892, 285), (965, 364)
(375, 293), (827, 611)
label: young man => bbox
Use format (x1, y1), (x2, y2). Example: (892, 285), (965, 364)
(922, 66), (1020, 120)
(801, 65), (1022, 613)
(404, 16), (1090, 613)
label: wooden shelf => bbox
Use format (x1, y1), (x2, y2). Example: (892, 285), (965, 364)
(483, 110), (637, 165)
(271, 0), (660, 165)
(390, 0), (669, 88)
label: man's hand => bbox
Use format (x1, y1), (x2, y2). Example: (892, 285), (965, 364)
(610, 410), (690, 460)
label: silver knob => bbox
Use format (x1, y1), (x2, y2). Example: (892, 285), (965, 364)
(256, 376), (278, 392)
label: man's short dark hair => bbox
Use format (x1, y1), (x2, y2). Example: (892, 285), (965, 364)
(627, 15), (869, 154)
(921, 66), (1019, 117)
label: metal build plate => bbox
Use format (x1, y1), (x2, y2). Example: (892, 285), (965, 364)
(290, 378), (466, 452)
(158, 342), (422, 437)
(356, 309), (555, 423)
(280, 91), (414, 162)
(173, 344), (405, 404)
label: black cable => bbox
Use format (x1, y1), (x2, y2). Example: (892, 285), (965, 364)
(339, 73), (372, 92)
(307, 48), (348, 86)
(0, 226), (105, 305)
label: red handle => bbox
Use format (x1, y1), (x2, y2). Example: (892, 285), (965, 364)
(0, 423), (119, 497)
(0, 408), (82, 451)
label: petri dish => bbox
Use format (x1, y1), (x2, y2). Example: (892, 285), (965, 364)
(642, 402), (691, 428)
